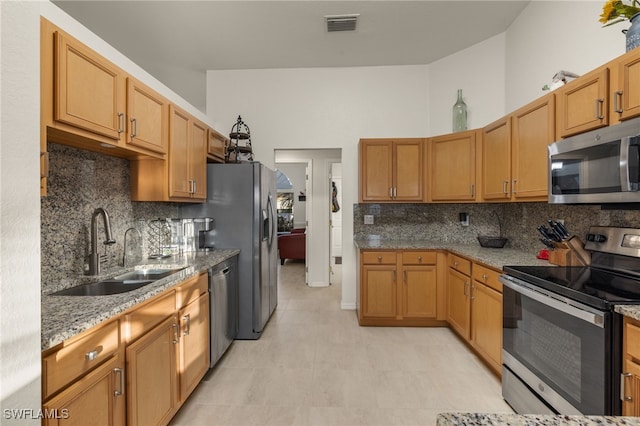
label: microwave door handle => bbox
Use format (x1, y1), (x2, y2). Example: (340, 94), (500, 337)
(620, 136), (632, 191)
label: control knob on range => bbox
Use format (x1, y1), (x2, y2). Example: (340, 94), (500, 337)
(587, 233), (607, 243)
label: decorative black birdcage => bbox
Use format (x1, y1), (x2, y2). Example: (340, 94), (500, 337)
(226, 115), (253, 162)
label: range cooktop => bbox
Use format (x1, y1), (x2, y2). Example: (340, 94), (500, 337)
(503, 265), (640, 311)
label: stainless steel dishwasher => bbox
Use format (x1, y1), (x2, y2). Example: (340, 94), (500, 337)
(209, 255), (238, 368)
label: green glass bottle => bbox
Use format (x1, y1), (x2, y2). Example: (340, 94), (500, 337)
(452, 89), (468, 132)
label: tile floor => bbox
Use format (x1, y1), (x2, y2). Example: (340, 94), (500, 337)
(170, 260), (513, 426)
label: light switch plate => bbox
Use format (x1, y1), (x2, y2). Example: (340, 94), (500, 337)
(364, 215), (374, 225)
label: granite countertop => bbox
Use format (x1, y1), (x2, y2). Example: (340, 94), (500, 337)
(354, 238), (640, 326)
(41, 249), (240, 351)
(436, 413), (640, 425)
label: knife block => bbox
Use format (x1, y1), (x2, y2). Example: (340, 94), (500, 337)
(549, 237), (591, 267)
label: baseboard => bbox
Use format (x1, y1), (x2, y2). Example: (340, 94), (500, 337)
(340, 301), (356, 310)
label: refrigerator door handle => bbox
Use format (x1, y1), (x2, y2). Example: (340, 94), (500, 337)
(267, 193), (276, 247)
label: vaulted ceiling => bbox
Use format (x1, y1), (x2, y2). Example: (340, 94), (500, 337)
(53, 1), (531, 111)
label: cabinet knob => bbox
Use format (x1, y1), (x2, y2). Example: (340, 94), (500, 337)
(378, 256), (382, 263)
(482, 274), (488, 280)
(418, 256), (422, 263)
(85, 349), (99, 361)
(454, 261), (459, 267)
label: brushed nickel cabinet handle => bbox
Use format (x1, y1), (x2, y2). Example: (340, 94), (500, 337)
(471, 184), (475, 197)
(403, 270), (407, 283)
(117, 113), (125, 134)
(621, 372), (633, 401)
(172, 323), (180, 344)
(130, 117), (137, 138)
(418, 256), (422, 263)
(114, 367), (124, 396)
(614, 91), (624, 113)
(503, 180), (509, 195)
(183, 314), (191, 336)
(595, 98), (605, 120)
(85, 349), (99, 361)
(512, 179), (517, 194)
(378, 255), (382, 263)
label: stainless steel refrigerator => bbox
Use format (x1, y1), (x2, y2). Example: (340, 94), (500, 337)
(181, 162), (278, 339)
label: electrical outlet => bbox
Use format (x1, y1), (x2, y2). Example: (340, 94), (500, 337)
(364, 215), (374, 225)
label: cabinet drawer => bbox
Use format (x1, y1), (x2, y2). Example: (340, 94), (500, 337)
(178, 272), (208, 309)
(125, 290), (176, 343)
(448, 254), (471, 276)
(361, 251), (397, 265)
(472, 263), (503, 293)
(626, 319), (640, 361)
(402, 251), (437, 265)
(43, 319), (120, 399)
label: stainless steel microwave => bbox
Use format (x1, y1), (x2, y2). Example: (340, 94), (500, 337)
(549, 117), (640, 204)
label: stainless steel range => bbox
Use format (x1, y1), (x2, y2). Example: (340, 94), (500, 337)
(500, 226), (640, 415)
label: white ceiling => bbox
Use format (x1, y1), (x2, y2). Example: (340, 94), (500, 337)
(53, 0), (531, 111)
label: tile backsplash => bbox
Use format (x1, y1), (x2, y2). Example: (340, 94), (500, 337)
(41, 143), (179, 294)
(354, 202), (640, 253)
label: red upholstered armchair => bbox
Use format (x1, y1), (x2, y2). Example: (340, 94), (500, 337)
(278, 228), (306, 265)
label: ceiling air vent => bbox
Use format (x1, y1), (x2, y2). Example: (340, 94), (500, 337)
(325, 14), (359, 32)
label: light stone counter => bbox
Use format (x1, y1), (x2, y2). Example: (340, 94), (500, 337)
(353, 239), (550, 270)
(41, 249), (239, 351)
(436, 413), (640, 425)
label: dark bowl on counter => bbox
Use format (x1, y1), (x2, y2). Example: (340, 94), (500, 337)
(477, 236), (508, 248)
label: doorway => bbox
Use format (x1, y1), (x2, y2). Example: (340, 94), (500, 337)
(274, 149), (342, 287)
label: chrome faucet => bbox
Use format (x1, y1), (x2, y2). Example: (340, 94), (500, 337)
(88, 208), (116, 275)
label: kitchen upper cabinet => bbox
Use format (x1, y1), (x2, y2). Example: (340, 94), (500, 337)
(611, 46), (640, 122)
(555, 65), (609, 138)
(126, 77), (169, 154)
(131, 106), (207, 202)
(53, 28), (125, 142)
(482, 95), (554, 202)
(207, 128), (227, 163)
(481, 116), (511, 201)
(429, 130), (479, 202)
(623, 316), (640, 416)
(359, 139), (423, 202)
(41, 19), (168, 160)
(358, 250), (445, 326)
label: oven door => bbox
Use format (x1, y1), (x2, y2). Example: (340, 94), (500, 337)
(501, 275), (616, 415)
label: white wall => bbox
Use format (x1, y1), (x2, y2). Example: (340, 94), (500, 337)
(1, 2), (41, 422)
(429, 33), (507, 135)
(505, 1), (626, 111)
(208, 66), (430, 304)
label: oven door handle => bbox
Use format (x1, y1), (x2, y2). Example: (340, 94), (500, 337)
(500, 276), (605, 328)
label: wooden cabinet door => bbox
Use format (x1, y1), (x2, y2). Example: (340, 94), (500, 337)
(168, 105), (192, 199)
(622, 359), (640, 416)
(614, 47), (640, 121)
(361, 265), (397, 319)
(470, 281), (502, 373)
(43, 355), (125, 426)
(207, 128), (226, 163)
(482, 117), (511, 201)
(394, 140), (423, 201)
(190, 119), (208, 200)
(359, 140), (394, 202)
(126, 315), (179, 426)
(556, 67), (609, 138)
(429, 131), (477, 201)
(401, 265), (437, 319)
(447, 268), (471, 339)
(511, 94), (554, 201)
(126, 77), (168, 154)
(178, 294), (210, 403)
(54, 30), (124, 141)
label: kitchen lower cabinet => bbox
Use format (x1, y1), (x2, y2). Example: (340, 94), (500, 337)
(43, 271), (213, 426)
(470, 264), (503, 374)
(446, 254), (472, 339)
(447, 254), (503, 375)
(358, 250), (445, 326)
(623, 316), (640, 416)
(126, 314), (179, 426)
(43, 354), (125, 426)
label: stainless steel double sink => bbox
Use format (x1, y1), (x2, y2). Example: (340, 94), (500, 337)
(51, 268), (186, 296)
